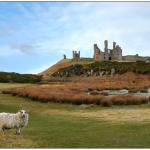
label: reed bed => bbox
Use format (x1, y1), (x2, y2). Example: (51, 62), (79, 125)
(2, 72), (150, 106)
(2, 87), (150, 107)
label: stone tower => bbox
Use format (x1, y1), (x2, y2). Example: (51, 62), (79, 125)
(72, 50), (80, 61)
(104, 40), (109, 60)
(113, 42), (116, 49)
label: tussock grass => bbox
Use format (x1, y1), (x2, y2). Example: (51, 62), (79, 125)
(2, 72), (150, 106)
(2, 86), (150, 106)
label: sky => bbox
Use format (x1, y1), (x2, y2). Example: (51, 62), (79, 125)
(0, 2), (150, 74)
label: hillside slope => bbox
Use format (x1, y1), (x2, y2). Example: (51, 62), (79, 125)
(51, 61), (150, 77)
(40, 59), (150, 79)
(39, 58), (94, 79)
(39, 59), (72, 78)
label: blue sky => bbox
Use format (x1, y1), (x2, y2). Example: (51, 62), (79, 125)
(0, 2), (150, 74)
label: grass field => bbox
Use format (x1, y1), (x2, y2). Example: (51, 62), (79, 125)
(0, 83), (32, 90)
(1, 83), (150, 148)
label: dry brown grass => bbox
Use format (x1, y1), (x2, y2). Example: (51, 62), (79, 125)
(2, 72), (150, 106)
(39, 59), (71, 78)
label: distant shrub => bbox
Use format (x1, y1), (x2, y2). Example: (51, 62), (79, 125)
(0, 72), (42, 83)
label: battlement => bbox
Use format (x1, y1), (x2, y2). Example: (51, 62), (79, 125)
(72, 50), (80, 61)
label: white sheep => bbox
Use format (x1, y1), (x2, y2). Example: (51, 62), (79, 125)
(0, 110), (29, 135)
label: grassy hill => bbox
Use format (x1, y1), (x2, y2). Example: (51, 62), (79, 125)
(39, 58), (94, 79)
(39, 59), (72, 78)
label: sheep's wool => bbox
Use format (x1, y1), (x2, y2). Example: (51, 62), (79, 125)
(0, 110), (29, 133)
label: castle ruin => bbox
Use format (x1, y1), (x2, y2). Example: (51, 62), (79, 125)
(70, 40), (149, 62)
(93, 40), (122, 61)
(72, 50), (80, 61)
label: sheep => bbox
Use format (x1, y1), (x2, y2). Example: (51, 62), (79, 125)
(0, 110), (29, 135)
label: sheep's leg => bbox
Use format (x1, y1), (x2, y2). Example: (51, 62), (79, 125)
(16, 128), (21, 135)
(0, 127), (2, 137)
(0, 126), (4, 134)
(2, 128), (5, 135)
(0, 127), (5, 138)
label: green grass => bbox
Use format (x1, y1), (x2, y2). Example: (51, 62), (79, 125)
(1, 84), (150, 148)
(0, 83), (32, 91)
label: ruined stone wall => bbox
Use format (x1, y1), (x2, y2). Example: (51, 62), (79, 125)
(102, 41), (122, 61)
(112, 45), (122, 61)
(100, 51), (104, 61)
(108, 50), (113, 60)
(93, 44), (101, 61)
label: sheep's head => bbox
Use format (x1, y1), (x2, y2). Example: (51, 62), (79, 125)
(18, 110), (28, 119)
